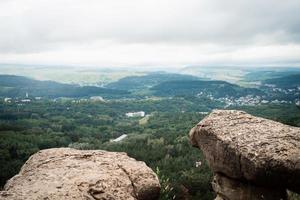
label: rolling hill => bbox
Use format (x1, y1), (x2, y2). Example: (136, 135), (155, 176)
(151, 80), (265, 98)
(0, 75), (129, 98)
(263, 74), (300, 88)
(105, 72), (201, 91)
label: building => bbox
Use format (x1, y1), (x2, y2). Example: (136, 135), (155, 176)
(126, 111), (145, 117)
(21, 99), (31, 103)
(198, 112), (209, 115)
(90, 96), (105, 102)
(4, 98), (12, 103)
(110, 134), (128, 142)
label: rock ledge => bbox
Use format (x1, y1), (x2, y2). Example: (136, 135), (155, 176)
(0, 148), (160, 200)
(189, 110), (300, 199)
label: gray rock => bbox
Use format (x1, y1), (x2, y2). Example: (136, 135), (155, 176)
(0, 148), (160, 200)
(189, 110), (300, 193)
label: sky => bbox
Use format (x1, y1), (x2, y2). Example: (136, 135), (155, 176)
(0, 0), (300, 68)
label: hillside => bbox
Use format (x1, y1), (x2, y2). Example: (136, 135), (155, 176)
(179, 66), (247, 83)
(0, 64), (144, 85)
(105, 73), (201, 91)
(0, 75), (129, 98)
(151, 80), (264, 98)
(263, 74), (300, 88)
(242, 68), (300, 82)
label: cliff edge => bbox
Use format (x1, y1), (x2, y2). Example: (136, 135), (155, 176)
(0, 148), (160, 200)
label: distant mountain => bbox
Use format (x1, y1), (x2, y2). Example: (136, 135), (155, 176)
(263, 74), (300, 88)
(0, 75), (129, 98)
(105, 73), (201, 91)
(151, 80), (264, 98)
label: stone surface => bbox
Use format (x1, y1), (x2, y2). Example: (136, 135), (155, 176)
(212, 173), (287, 200)
(0, 148), (160, 200)
(189, 110), (300, 193)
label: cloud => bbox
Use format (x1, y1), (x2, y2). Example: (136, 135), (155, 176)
(0, 0), (299, 67)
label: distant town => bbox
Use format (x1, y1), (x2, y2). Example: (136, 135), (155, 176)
(3, 90), (300, 108)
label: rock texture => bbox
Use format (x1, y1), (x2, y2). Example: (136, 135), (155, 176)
(189, 110), (300, 199)
(212, 173), (287, 200)
(0, 148), (160, 200)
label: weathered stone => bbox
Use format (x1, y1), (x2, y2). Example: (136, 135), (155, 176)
(0, 148), (160, 200)
(212, 173), (287, 200)
(189, 110), (300, 194)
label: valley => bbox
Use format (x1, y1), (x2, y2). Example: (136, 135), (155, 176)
(0, 66), (299, 199)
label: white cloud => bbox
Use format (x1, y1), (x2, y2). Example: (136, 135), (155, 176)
(0, 0), (299, 67)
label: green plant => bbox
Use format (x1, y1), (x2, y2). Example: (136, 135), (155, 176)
(156, 167), (176, 200)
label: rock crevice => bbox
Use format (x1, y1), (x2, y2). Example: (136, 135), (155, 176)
(117, 164), (138, 199)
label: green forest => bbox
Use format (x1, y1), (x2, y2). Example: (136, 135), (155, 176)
(1, 98), (299, 199)
(0, 72), (300, 199)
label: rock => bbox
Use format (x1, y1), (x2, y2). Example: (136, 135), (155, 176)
(189, 110), (300, 195)
(212, 173), (287, 200)
(0, 148), (160, 200)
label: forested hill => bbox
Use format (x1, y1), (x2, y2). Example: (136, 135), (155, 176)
(0, 73), (270, 99)
(151, 80), (264, 98)
(105, 73), (201, 91)
(0, 75), (129, 98)
(263, 74), (300, 88)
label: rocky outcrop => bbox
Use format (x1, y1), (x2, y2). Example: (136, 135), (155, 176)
(189, 110), (300, 200)
(0, 148), (160, 200)
(212, 173), (287, 200)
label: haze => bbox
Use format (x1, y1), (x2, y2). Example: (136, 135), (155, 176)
(0, 0), (300, 68)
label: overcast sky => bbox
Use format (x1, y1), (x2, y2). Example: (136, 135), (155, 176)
(0, 0), (300, 68)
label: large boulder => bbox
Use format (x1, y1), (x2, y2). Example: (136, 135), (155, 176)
(189, 110), (300, 195)
(212, 173), (287, 200)
(0, 148), (160, 200)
